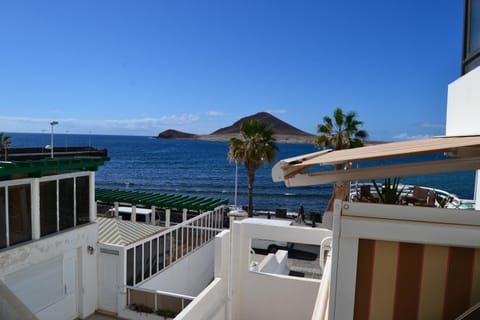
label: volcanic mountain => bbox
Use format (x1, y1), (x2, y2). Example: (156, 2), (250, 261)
(157, 112), (315, 143)
(211, 112), (312, 136)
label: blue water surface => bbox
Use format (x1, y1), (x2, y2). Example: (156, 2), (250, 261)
(6, 132), (476, 213)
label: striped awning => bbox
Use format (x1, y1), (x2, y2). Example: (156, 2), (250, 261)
(272, 135), (480, 187)
(95, 188), (228, 211)
(97, 217), (167, 246)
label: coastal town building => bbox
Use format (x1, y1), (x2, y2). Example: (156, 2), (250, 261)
(1, 1), (480, 320)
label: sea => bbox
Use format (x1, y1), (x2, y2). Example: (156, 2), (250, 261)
(6, 132), (476, 214)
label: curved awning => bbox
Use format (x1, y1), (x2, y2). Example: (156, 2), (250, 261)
(272, 135), (480, 187)
(95, 188), (228, 211)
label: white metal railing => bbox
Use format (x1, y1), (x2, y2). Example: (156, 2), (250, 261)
(125, 206), (225, 286)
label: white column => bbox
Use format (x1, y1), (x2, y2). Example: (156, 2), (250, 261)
(151, 206), (156, 225)
(114, 202), (119, 217)
(165, 208), (171, 227)
(31, 178), (41, 240)
(182, 208), (187, 222)
(89, 172), (96, 222)
(475, 170), (480, 211)
(131, 206), (136, 223)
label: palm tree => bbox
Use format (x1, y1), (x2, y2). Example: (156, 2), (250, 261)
(315, 108), (368, 211)
(228, 119), (278, 217)
(0, 132), (11, 161)
(315, 107), (368, 169)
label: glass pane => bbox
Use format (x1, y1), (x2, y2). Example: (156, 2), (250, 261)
(0, 187), (6, 248)
(126, 248), (134, 286)
(144, 242), (150, 280)
(158, 235), (164, 270)
(469, 0), (480, 54)
(8, 184), (32, 245)
(76, 176), (90, 225)
(59, 178), (74, 230)
(165, 233), (171, 267)
(135, 245), (142, 284)
(151, 238), (158, 274)
(466, 55), (480, 73)
(40, 180), (57, 236)
(171, 230), (177, 263)
(182, 226), (188, 256)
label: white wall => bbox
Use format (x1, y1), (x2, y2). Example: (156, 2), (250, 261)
(446, 66), (480, 210)
(140, 241), (215, 297)
(231, 220), (331, 320)
(0, 224), (98, 319)
(446, 66), (480, 136)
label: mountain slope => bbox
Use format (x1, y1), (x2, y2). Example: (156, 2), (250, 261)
(211, 112), (313, 136)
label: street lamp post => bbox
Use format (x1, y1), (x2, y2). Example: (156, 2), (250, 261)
(50, 121), (59, 158)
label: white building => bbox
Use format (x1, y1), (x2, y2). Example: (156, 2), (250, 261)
(0, 157), (108, 320)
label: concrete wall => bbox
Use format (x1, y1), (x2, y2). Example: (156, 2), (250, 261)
(140, 241), (215, 297)
(0, 223), (98, 319)
(446, 66), (480, 136)
(231, 220), (332, 320)
(446, 66), (480, 210)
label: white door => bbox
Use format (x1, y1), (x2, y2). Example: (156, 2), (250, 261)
(6, 253), (78, 320)
(98, 252), (119, 313)
(63, 254), (78, 320)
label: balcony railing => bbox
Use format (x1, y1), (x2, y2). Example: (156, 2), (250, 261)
(125, 207), (225, 286)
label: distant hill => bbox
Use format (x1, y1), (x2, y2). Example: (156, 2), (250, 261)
(157, 129), (197, 139)
(211, 112), (312, 136)
(157, 112), (316, 143)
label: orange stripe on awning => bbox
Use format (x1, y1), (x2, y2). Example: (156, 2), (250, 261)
(354, 239), (376, 320)
(443, 247), (475, 319)
(393, 243), (424, 320)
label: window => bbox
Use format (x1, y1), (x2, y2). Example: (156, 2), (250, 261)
(468, 0), (480, 54)
(127, 248), (134, 286)
(76, 176), (90, 225)
(0, 187), (6, 249)
(144, 242), (150, 280)
(8, 184), (32, 246)
(463, 0), (480, 73)
(40, 180), (57, 236)
(135, 245), (142, 284)
(158, 235), (165, 270)
(151, 238), (158, 274)
(59, 178), (74, 230)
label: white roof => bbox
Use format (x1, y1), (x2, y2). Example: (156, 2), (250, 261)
(97, 217), (166, 247)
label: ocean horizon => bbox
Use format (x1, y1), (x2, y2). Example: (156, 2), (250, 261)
(4, 132), (476, 213)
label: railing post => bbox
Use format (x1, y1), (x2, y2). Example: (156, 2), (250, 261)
(151, 205), (156, 225)
(166, 208), (171, 227)
(131, 205), (137, 223)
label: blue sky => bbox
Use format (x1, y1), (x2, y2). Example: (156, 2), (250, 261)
(0, 0), (464, 141)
